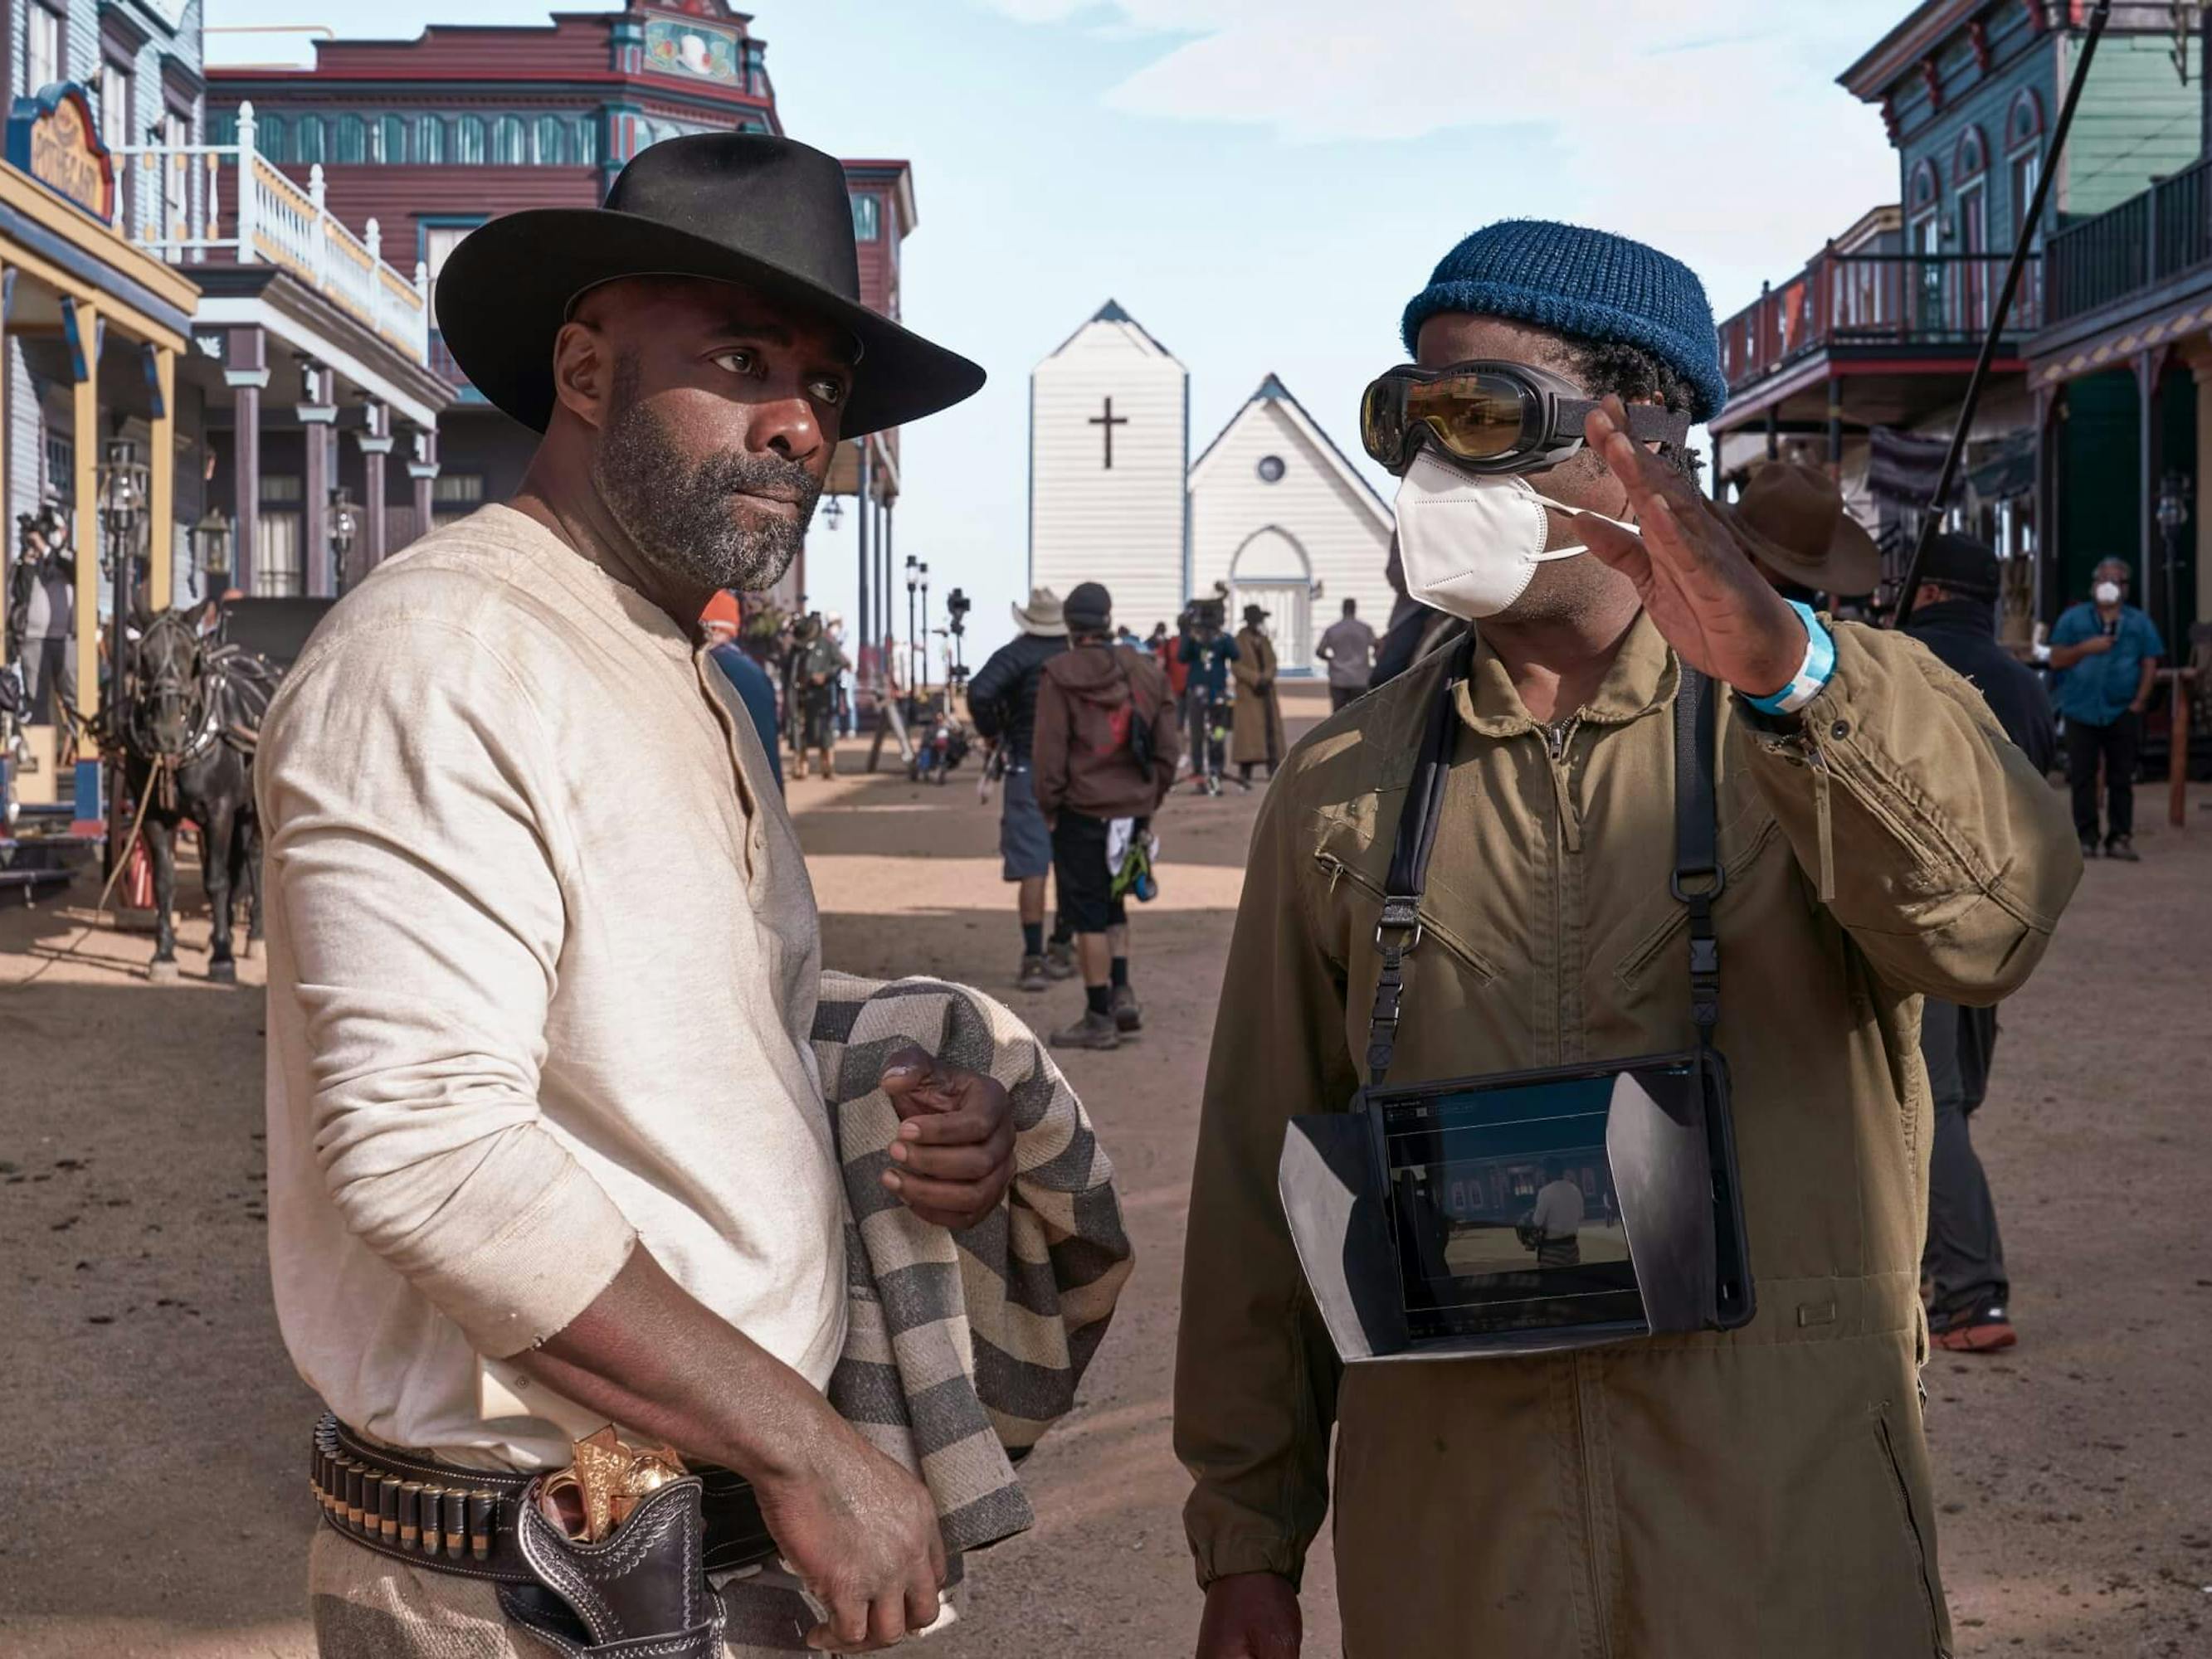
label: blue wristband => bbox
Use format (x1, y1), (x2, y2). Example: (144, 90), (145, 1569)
(1744, 600), (1835, 717)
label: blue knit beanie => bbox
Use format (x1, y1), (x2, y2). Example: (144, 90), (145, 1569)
(1401, 219), (1727, 423)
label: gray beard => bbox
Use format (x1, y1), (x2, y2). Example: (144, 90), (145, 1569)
(592, 374), (823, 593)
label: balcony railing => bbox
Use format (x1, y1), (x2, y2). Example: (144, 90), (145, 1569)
(427, 332), (489, 405)
(2045, 154), (2212, 326)
(107, 101), (431, 366)
(1719, 251), (2043, 393)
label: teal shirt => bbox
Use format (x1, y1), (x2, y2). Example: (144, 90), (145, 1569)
(2050, 603), (2164, 725)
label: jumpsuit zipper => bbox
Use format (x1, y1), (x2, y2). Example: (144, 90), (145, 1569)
(1547, 715), (1610, 1653)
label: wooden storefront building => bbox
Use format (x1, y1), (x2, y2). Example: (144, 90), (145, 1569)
(204, 0), (923, 631)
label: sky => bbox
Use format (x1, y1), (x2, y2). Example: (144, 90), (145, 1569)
(207, 0), (1915, 664)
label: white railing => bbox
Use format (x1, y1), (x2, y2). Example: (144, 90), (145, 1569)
(108, 101), (431, 366)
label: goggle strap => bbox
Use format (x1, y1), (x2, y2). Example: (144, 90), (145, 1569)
(1553, 397), (1693, 450)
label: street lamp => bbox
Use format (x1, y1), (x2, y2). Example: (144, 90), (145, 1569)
(2156, 470), (2189, 650)
(192, 508), (232, 600)
(329, 485), (360, 594)
(821, 494), (842, 530)
(918, 562), (930, 695)
(904, 554), (918, 704)
(96, 440), (150, 733)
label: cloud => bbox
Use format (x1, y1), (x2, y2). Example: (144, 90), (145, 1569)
(967, 0), (1907, 301)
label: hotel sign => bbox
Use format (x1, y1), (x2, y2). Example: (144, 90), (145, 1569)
(6, 85), (116, 222)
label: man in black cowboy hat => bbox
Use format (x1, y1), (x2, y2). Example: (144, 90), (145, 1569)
(256, 135), (1016, 1657)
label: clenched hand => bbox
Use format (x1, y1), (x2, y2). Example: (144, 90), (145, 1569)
(878, 1044), (1016, 1230)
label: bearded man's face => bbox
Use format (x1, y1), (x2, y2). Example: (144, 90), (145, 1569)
(576, 277), (853, 593)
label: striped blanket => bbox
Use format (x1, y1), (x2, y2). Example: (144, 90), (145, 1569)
(811, 971), (1134, 1554)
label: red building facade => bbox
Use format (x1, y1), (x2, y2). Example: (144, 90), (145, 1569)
(206, 1), (917, 604)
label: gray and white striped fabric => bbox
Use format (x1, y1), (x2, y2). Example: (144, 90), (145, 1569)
(812, 971), (1133, 1555)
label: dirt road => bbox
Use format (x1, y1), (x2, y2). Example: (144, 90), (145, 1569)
(2, 678), (2206, 1657)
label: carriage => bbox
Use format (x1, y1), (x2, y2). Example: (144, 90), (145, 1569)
(0, 595), (329, 975)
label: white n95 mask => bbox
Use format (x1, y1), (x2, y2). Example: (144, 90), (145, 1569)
(1393, 445), (1633, 620)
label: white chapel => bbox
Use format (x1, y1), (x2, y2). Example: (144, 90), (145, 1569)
(1029, 302), (1395, 672)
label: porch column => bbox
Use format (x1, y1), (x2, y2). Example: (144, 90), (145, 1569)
(224, 327), (270, 596)
(2136, 350), (2161, 631)
(70, 299), (100, 723)
(354, 401), (393, 580)
(1825, 390), (1844, 480)
(855, 440), (872, 692)
(0, 267), (11, 653)
(299, 363), (337, 597)
(147, 343), (176, 612)
(1765, 405), (1779, 461)
(407, 427), (439, 538)
(2195, 354), (2212, 625)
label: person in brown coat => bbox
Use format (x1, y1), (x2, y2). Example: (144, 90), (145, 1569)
(1230, 603), (1286, 786)
(1032, 580), (1180, 1050)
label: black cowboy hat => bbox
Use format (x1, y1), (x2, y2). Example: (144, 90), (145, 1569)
(434, 134), (984, 439)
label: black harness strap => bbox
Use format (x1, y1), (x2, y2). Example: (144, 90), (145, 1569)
(1670, 666), (1724, 1040)
(1364, 633), (1472, 1085)
(1362, 640), (1722, 1083)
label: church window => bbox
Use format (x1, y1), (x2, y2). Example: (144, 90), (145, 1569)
(491, 115), (527, 164)
(335, 114), (367, 163)
(574, 116), (598, 165)
(535, 114), (568, 164)
(455, 115), (486, 165)
(295, 115), (326, 164)
(850, 192), (880, 241)
(377, 114), (407, 163)
(1256, 455), (1286, 484)
(415, 114), (446, 163)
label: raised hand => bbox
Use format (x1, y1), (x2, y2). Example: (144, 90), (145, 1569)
(1573, 397), (1807, 699)
(878, 1044), (1016, 1230)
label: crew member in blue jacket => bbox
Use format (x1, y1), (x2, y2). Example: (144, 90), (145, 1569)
(2049, 557), (2164, 861)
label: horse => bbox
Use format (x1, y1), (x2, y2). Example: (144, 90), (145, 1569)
(115, 603), (279, 984)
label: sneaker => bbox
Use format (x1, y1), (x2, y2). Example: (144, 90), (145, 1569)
(1049, 1009), (1121, 1050)
(1931, 1305), (2017, 1353)
(2078, 839), (2098, 860)
(1016, 954), (1050, 993)
(1043, 940), (1079, 980)
(2104, 835), (2140, 863)
(1110, 983), (1143, 1033)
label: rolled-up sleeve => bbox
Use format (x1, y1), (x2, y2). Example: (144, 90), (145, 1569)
(260, 618), (635, 1357)
(1736, 620), (2082, 1007)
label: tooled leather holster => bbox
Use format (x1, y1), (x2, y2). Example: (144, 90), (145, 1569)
(313, 1412), (770, 1657)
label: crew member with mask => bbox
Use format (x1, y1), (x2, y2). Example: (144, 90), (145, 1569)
(1903, 534), (2055, 1355)
(1175, 219), (2080, 1658)
(2049, 557), (2163, 862)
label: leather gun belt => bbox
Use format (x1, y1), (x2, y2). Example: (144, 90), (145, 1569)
(309, 1412), (778, 1583)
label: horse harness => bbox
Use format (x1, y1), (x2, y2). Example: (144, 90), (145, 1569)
(124, 612), (277, 810)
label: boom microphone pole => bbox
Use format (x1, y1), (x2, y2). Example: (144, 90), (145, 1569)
(1892, 0), (2112, 629)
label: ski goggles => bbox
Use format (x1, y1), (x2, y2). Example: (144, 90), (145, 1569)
(1358, 360), (1692, 476)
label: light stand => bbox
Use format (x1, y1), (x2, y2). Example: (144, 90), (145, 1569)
(918, 562), (930, 699)
(97, 440), (150, 721)
(2156, 470), (2189, 654)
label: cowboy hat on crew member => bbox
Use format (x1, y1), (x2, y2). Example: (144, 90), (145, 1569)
(1012, 586), (1066, 637)
(1723, 460), (1882, 599)
(1241, 603), (1269, 627)
(434, 134), (985, 439)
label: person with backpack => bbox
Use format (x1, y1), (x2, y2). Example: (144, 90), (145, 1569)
(1032, 581), (1180, 1050)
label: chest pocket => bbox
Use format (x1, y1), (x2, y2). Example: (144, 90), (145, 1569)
(1313, 845), (1500, 990)
(1612, 810), (1782, 990)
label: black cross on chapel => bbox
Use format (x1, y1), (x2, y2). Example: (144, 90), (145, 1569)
(1089, 396), (1128, 469)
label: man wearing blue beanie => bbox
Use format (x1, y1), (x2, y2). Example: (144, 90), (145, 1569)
(1176, 220), (2081, 1656)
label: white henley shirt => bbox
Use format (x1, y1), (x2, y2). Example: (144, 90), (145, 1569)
(258, 504), (845, 1469)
